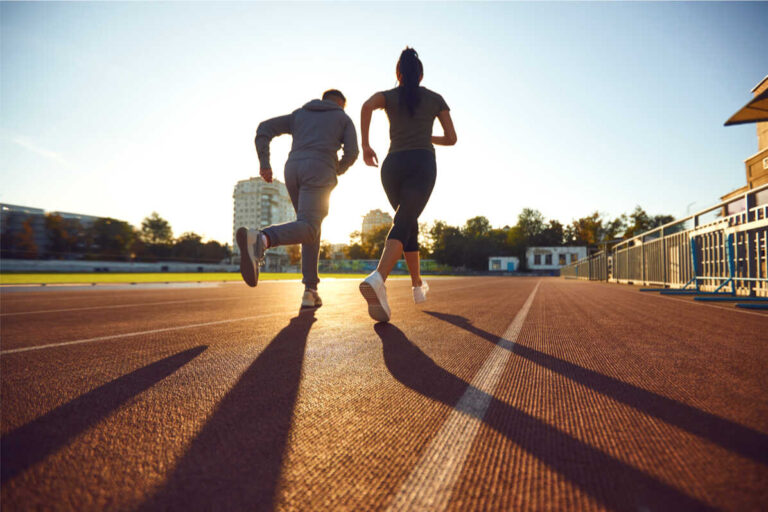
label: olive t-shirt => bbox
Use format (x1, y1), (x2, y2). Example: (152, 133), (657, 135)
(381, 86), (450, 154)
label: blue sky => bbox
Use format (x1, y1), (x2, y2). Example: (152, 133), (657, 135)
(2, 1), (767, 244)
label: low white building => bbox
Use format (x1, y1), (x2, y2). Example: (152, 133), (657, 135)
(526, 246), (587, 270)
(488, 256), (520, 272)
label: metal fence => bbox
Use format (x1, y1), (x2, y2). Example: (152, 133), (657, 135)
(562, 183), (768, 297)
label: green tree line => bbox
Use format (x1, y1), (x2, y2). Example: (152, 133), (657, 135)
(3, 205), (672, 269)
(340, 206), (673, 271)
(427, 206), (673, 270)
(1, 211), (230, 263)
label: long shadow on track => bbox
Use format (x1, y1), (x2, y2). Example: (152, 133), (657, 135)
(1, 345), (208, 483)
(375, 323), (713, 511)
(138, 309), (316, 512)
(425, 311), (768, 466)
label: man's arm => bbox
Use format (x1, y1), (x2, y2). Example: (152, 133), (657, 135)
(255, 114), (293, 172)
(336, 116), (359, 175)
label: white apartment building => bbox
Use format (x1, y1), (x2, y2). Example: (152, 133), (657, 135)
(362, 209), (393, 238)
(232, 177), (294, 269)
(526, 246), (587, 270)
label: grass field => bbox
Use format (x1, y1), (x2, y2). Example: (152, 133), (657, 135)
(0, 273), (414, 285)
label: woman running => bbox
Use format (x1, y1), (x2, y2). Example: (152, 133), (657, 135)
(359, 47), (457, 322)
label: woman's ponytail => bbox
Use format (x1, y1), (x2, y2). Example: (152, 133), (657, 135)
(397, 47), (423, 116)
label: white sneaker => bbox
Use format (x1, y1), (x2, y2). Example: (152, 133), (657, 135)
(236, 227), (266, 287)
(359, 271), (391, 322)
(301, 289), (322, 309)
(413, 280), (429, 304)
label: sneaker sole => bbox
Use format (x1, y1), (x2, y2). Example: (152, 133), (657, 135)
(236, 227), (257, 287)
(359, 281), (390, 322)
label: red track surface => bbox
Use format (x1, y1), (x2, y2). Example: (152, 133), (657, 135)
(1, 277), (766, 511)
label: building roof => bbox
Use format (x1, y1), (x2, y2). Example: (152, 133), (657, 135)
(1, 203), (45, 215)
(751, 75), (768, 93)
(725, 75), (768, 126)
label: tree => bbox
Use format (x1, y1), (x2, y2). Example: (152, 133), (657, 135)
(430, 220), (467, 268)
(139, 212), (174, 260)
(603, 215), (627, 242)
(565, 212), (628, 246)
(200, 241), (229, 263)
(91, 218), (135, 260)
(430, 217), (512, 270)
(346, 230), (368, 259)
(535, 220), (565, 246)
(418, 222), (432, 258)
(15, 219), (39, 259)
(567, 212), (604, 245)
(345, 243), (367, 259)
(463, 216), (491, 239)
(516, 208), (547, 241)
(171, 232), (230, 262)
(286, 244), (302, 265)
(45, 213), (78, 258)
(459, 216), (499, 270)
(319, 241), (332, 260)
(623, 206), (674, 239)
(361, 225), (390, 259)
(173, 232), (203, 260)
(141, 212), (173, 245)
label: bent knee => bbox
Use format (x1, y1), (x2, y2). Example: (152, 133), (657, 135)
(299, 217), (323, 242)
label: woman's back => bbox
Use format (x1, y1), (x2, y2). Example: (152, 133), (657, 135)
(381, 86), (449, 155)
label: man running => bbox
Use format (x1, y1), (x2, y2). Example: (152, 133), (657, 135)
(237, 89), (358, 308)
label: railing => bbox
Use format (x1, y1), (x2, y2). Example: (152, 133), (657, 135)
(562, 250), (607, 281)
(562, 183), (768, 297)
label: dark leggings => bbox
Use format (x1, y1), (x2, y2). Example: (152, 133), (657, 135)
(381, 149), (437, 252)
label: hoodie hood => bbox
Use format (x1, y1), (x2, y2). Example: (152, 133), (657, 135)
(302, 99), (342, 112)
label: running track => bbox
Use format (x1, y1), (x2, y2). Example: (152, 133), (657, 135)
(1, 277), (766, 511)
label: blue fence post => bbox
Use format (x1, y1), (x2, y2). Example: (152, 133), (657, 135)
(727, 233), (736, 295)
(690, 237), (699, 292)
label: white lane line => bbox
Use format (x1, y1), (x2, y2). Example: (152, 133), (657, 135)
(0, 297), (242, 317)
(0, 311), (291, 355)
(386, 281), (540, 512)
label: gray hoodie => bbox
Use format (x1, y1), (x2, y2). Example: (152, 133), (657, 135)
(255, 99), (359, 175)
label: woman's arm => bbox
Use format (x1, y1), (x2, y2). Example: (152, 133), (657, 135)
(360, 92), (386, 167)
(432, 110), (457, 146)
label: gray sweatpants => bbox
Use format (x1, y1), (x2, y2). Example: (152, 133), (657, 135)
(262, 158), (337, 289)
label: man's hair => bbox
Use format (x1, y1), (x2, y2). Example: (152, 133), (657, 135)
(322, 89), (346, 104)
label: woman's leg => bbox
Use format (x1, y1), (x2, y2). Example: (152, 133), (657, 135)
(375, 239), (404, 280)
(403, 250), (422, 286)
(377, 153), (404, 281)
(377, 150), (435, 282)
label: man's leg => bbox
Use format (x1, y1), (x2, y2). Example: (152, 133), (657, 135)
(261, 172), (314, 249)
(296, 185), (333, 289)
(259, 160), (334, 287)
